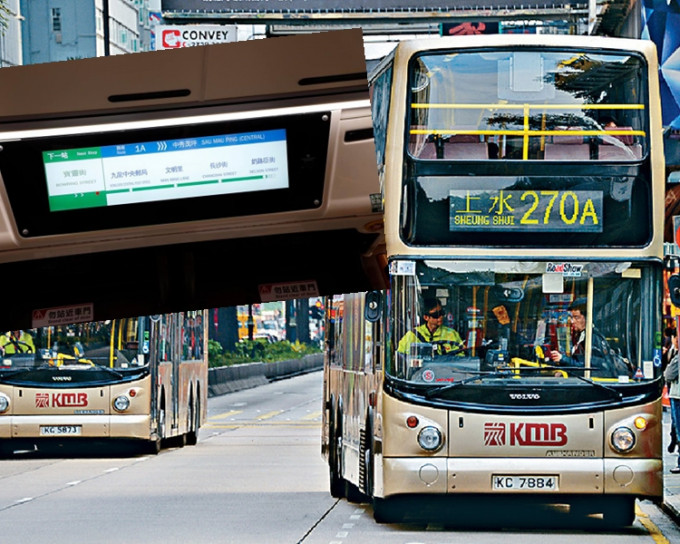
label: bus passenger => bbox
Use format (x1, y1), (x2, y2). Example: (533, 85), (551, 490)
(0, 329), (35, 355)
(548, 300), (628, 376)
(665, 352), (680, 472)
(397, 296), (465, 357)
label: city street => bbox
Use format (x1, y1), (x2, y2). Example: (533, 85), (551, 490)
(0, 371), (679, 544)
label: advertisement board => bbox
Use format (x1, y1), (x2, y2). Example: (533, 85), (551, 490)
(155, 24), (236, 49)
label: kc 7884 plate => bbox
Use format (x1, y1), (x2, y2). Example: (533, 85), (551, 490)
(492, 475), (558, 491)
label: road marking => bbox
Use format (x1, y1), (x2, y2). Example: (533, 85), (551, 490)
(204, 421), (319, 429)
(302, 411), (322, 420)
(208, 410), (243, 420)
(256, 410), (284, 420)
(636, 504), (670, 544)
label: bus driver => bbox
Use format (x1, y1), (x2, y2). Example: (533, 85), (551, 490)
(0, 329), (35, 355)
(397, 296), (465, 357)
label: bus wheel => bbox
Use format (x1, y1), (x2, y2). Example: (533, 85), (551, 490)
(0, 440), (10, 459)
(329, 414), (345, 499)
(145, 438), (161, 455)
(186, 396), (199, 446)
(602, 496), (636, 527)
(373, 497), (404, 524)
(345, 480), (367, 504)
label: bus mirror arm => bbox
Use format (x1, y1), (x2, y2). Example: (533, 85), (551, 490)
(669, 275), (680, 307)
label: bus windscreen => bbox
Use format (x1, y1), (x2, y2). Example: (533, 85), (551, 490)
(43, 128), (290, 212)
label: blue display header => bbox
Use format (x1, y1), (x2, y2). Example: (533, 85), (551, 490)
(101, 129), (286, 158)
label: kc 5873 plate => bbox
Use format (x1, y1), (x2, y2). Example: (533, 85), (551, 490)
(40, 425), (82, 436)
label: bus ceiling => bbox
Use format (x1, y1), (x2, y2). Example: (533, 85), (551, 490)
(0, 30), (387, 330)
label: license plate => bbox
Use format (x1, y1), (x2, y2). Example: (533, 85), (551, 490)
(40, 425), (82, 436)
(492, 475), (558, 491)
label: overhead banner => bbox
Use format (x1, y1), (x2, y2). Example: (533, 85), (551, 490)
(162, 0), (579, 15)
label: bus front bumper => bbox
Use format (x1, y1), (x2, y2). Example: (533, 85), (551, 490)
(380, 457), (663, 499)
(0, 414), (153, 440)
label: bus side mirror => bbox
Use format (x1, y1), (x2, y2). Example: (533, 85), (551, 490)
(669, 274), (680, 307)
(364, 291), (383, 322)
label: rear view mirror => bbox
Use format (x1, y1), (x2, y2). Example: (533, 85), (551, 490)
(364, 291), (383, 322)
(669, 274), (680, 307)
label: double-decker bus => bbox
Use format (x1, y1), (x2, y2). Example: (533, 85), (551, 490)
(323, 34), (665, 527)
(0, 310), (207, 455)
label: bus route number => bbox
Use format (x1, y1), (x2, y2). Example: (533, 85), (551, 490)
(449, 189), (603, 233)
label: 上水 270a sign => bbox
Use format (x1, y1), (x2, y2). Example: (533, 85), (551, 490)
(449, 189), (603, 232)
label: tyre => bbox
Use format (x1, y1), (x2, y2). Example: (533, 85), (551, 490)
(601, 496), (636, 527)
(373, 497), (404, 524)
(186, 395), (199, 446)
(328, 411), (345, 499)
(145, 438), (161, 455)
(345, 480), (368, 504)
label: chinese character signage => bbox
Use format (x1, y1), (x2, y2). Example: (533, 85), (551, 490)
(449, 189), (603, 232)
(32, 304), (95, 328)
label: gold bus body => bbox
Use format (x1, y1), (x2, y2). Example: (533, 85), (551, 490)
(0, 313), (208, 453)
(324, 33), (665, 525)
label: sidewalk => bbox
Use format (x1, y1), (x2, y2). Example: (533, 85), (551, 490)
(662, 409), (680, 521)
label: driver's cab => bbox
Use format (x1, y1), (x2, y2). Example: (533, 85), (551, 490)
(389, 260), (637, 385)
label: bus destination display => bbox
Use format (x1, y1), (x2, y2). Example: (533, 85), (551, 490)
(42, 128), (290, 212)
(449, 189), (604, 232)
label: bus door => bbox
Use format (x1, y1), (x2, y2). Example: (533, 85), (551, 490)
(364, 290), (383, 390)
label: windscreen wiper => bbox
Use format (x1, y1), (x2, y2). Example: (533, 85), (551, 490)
(91, 364), (124, 379)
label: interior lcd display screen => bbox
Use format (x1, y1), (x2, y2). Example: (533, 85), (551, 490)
(0, 110), (330, 237)
(43, 128), (289, 212)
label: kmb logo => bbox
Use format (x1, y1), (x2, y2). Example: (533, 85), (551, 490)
(35, 392), (88, 408)
(484, 422), (567, 446)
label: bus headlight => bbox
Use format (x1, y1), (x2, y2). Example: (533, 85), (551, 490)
(417, 426), (443, 452)
(611, 426), (636, 453)
(0, 394), (9, 413)
(113, 395), (130, 412)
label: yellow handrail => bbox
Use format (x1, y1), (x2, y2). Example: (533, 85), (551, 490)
(510, 356), (568, 378)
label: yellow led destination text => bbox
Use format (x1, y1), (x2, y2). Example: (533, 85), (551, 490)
(449, 189), (603, 232)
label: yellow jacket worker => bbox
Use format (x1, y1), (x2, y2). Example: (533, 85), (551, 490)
(0, 330), (35, 355)
(398, 297), (464, 356)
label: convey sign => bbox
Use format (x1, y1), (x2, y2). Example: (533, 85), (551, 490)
(156, 24), (236, 50)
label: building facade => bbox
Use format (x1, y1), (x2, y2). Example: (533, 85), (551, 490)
(0, 0), (23, 67)
(19, 0), (149, 65)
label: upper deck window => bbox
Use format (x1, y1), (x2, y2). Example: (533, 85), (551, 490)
(408, 49), (648, 162)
